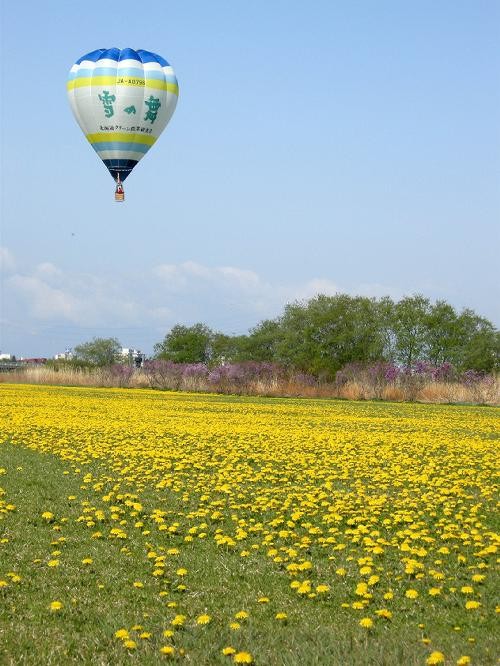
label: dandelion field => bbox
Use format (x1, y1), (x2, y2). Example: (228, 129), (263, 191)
(0, 385), (498, 665)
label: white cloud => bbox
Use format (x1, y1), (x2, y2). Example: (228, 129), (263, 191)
(7, 266), (148, 327)
(8, 274), (79, 320)
(34, 262), (63, 279)
(181, 260), (213, 279)
(0, 246), (16, 273)
(3, 255), (405, 355)
(154, 261), (262, 291)
(294, 278), (340, 300)
(218, 266), (261, 289)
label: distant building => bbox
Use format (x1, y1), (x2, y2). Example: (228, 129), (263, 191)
(54, 348), (73, 361)
(0, 353), (15, 361)
(120, 347), (144, 368)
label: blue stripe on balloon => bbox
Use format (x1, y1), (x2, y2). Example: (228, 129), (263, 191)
(75, 48), (107, 64)
(92, 142), (150, 154)
(102, 158), (139, 181)
(101, 47), (121, 61)
(74, 48), (170, 67)
(119, 47), (141, 62)
(69, 69), (175, 84)
(137, 49), (170, 66)
(69, 67), (115, 78)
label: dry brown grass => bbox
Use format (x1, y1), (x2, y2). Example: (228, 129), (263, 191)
(1, 366), (498, 406)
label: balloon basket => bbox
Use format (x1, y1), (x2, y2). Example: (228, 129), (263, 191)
(115, 176), (125, 202)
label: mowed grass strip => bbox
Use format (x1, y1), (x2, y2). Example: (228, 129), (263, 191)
(0, 384), (498, 665)
(0, 444), (431, 666)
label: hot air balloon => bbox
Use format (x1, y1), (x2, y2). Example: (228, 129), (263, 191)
(67, 47), (178, 201)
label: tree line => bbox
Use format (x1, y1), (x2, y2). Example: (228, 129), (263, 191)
(64, 294), (499, 378)
(152, 294), (499, 379)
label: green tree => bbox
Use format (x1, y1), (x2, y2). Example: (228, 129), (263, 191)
(154, 323), (212, 363)
(391, 295), (431, 367)
(73, 337), (121, 367)
(243, 319), (282, 362)
(210, 333), (248, 365)
(454, 310), (500, 372)
(276, 294), (386, 379)
(424, 300), (461, 366)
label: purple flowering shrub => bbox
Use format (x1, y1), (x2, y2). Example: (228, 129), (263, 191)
(105, 363), (135, 387)
(332, 361), (494, 401)
(142, 360), (290, 393)
(208, 362), (286, 391)
(142, 360), (207, 390)
(136, 358), (496, 402)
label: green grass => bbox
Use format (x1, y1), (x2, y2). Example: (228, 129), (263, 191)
(0, 441), (497, 665)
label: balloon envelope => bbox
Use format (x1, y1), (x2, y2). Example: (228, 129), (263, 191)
(67, 47), (178, 181)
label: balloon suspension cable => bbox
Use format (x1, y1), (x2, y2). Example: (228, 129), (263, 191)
(115, 174), (125, 202)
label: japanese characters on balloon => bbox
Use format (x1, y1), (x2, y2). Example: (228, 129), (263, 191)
(67, 48), (178, 201)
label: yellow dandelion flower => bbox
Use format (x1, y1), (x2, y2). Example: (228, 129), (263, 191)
(49, 601), (63, 611)
(176, 568), (187, 576)
(258, 597), (270, 603)
(160, 645), (175, 656)
(297, 582), (311, 594)
(133, 581), (144, 588)
(196, 614), (211, 625)
(123, 640), (137, 650)
(426, 652), (445, 665)
(456, 658), (471, 665)
(405, 589), (419, 599)
(233, 652), (253, 664)
(275, 612), (288, 620)
(171, 614), (186, 626)
(229, 622), (241, 630)
(465, 601), (480, 610)
(222, 646), (236, 655)
(42, 511), (54, 520)
(234, 610), (249, 620)
(47, 559), (59, 567)
(162, 629), (174, 638)
(115, 629), (129, 639)
(316, 584), (330, 593)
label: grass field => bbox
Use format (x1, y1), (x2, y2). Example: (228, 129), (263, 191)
(0, 384), (498, 665)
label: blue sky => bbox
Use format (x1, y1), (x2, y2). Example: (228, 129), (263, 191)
(1, 0), (499, 357)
